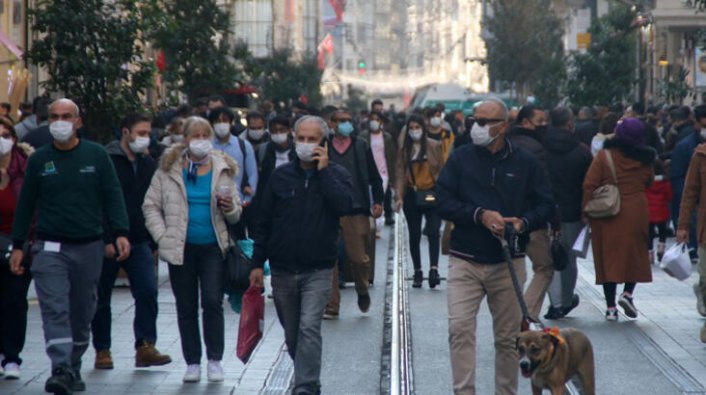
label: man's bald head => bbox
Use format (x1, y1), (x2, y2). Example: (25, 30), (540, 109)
(49, 99), (80, 117)
(475, 98), (509, 121)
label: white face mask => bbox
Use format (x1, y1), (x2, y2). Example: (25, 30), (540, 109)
(128, 136), (150, 154)
(213, 123), (231, 138)
(189, 139), (212, 159)
(470, 123), (499, 147)
(271, 133), (288, 145)
(172, 134), (184, 143)
(0, 137), (14, 155)
(430, 116), (442, 128)
(248, 128), (266, 140)
(409, 128), (423, 141)
(369, 120), (381, 132)
(50, 120), (75, 143)
(296, 142), (318, 162)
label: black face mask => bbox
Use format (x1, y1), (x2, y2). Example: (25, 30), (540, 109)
(534, 125), (547, 135)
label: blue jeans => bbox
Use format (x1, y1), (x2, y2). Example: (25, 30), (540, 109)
(92, 242), (159, 350)
(272, 268), (332, 395)
(168, 243), (224, 365)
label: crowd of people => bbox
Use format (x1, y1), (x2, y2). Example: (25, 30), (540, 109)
(0, 93), (706, 395)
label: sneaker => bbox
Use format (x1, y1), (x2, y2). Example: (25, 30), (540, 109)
(543, 306), (565, 320)
(605, 308), (619, 321)
(207, 360), (224, 382)
(357, 293), (371, 313)
(561, 294), (580, 317)
(94, 349), (113, 370)
(183, 364), (201, 383)
(323, 310), (339, 320)
(45, 367), (75, 395)
(72, 371), (86, 392)
(694, 284), (706, 317)
(3, 362), (19, 380)
(412, 271), (423, 288)
(428, 268), (440, 289)
(701, 324), (706, 343)
(135, 341), (172, 367)
(618, 293), (638, 318)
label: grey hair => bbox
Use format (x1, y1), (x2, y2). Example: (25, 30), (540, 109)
(294, 115), (329, 138)
(183, 116), (214, 138)
(49, 98), (80, 116)
(478, 97), (509, 121)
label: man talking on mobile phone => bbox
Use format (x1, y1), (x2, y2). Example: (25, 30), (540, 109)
(249, 115), (353, 395)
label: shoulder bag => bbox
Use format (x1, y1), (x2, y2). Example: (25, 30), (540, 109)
(407, 159), (437, 208)
(223, 225), (255, 294)
(584, 150), (621, 218)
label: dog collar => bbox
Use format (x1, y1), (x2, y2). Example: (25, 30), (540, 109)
(538, 327), (565, 370)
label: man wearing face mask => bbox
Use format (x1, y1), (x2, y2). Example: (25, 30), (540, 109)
(436, 98), (554, 395)
(359, 112), (396, 227)
(9, 99), (131, 394)
(92, 113), (171, 371)
(240, 112), (271, 160)
(249, 116), (353, 395)
(425, 107), (455, 163)
(324, 109), (384, 319)
(506, 104), (555, 320)
(255, 116), (296, 199)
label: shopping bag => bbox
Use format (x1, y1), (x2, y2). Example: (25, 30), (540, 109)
(659, 243), (693, 281)
(551, 235), (569, 271)
(572, 225), (591, 259)
(237, 285), (264, 363)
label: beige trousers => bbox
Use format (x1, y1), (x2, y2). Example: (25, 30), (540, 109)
(326, 215), (371, 313)
(523, 229), (554, 318)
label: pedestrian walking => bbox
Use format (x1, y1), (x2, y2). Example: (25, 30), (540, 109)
(360, 111), (397, 230)
(436, 98), (554, 395)
(142, 116), (241, 383)
(10, 99), (131, 394)
(424, 107), (454, 162)
(543, 107), (592, 319)
(250, 115), (353, 395)
(646, 161), (672, 264)
(394, 114), (443, 288)
(583, 118), (655, 321)
(91, 113), (171, 370)
(323, 109), (384, 319)
(0, 118), (33, 380)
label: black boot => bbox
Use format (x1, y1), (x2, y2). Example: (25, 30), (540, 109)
(412, 271), (423, 288)
(428, 268), (440, 289)
(45, 367), (75, 395)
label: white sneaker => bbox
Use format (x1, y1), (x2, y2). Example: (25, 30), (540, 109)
(182, 364), (201, 383)
(3, 362), (19, 380)
(207, 360), (224, 382)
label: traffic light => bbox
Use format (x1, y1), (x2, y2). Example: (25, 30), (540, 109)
(357, 59), (366, 74)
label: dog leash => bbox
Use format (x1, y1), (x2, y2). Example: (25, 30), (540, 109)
(499, 224), (544, 332)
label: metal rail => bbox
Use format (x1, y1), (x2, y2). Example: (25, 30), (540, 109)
(390, 213), (414, 395)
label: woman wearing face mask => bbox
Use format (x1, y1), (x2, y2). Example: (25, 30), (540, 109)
(0, 118), (34, 379)
(160, 116), (186, 147)
(143, 116), (241, 383)
(395, 115), (443, 288)
(424, 107), (454, 163)
(360, 112), (397, 230)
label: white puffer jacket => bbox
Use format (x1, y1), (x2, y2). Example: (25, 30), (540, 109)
(142, 144), (242, 265)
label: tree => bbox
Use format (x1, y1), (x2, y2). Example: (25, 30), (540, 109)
(240, 48), (323, 109)
(25, 0), (155, 141)
(484, 0), (565, 102)
(145, 0), (237, 102)
(565, 4), (636, 107)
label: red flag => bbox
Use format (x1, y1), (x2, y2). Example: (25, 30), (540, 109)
(328, 0), (345, 22)
(156, 50), (166, 73)
(320, 33), (334, 53)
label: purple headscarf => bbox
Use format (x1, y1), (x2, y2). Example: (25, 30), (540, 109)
(614, 117), (646, 146)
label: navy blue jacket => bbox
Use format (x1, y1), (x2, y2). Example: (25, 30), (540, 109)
(251, 159), (353, 273)
(436, 139), (555, 264)
(670, 131), (703, 198)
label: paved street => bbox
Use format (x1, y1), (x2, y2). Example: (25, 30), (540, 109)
(3, 224), (706, 394)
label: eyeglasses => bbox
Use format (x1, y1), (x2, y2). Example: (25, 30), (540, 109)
(473, 118), (505, 127)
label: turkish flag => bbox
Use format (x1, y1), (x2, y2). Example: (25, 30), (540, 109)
(156, 50), (166, 73)
(328, 0), (346, 22)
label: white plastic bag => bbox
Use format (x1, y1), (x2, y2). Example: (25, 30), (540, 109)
(572, 225), (591, 259)
(659, 243), (693, 281)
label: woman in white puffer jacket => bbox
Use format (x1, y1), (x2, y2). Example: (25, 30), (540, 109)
(143, 116), (241, 383)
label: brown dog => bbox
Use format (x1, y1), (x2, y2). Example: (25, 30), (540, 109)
(516, 327), (595, 395)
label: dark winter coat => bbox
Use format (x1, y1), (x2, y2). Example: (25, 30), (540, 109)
(544, 128), (593, 223)
(507, 125), (548, 171)
(583, 139), (655, 283)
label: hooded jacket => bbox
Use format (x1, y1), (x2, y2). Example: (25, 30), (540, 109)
(436, 139), (555, 264)
(507, 125), (548, 171)
(105, 140), (157, 244)
(142, 144), (241, 266)
(544, 128), (592, 222)
(251, 158), (354, 273)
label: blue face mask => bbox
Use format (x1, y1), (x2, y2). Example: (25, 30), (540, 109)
(337, 121), (354, 136)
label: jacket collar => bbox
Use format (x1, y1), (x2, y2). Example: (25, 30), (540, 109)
(474, 137), (513, 161)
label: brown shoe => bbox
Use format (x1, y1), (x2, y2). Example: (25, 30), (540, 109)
(94, 349), (114, 369)
(135, 341), (172, 367)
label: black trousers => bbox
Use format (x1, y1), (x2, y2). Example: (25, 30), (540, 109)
(648, 222), (668, 249)
(403, 188), (441, 272)
(383, 186), (393, 221)
(0, 259), (32, 366)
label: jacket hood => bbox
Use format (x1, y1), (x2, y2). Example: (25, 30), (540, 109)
(695, 143), (706, 156)
(105, 140), (127, 157)
(159, 143), (238, 177)
(544, 128), (579, 154)
(603, 138), (655, 165)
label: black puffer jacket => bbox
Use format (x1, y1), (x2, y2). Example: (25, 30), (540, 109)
(507, 125), (547, 171)
(544, 128), (593, 223)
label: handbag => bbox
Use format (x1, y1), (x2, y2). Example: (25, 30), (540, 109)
(407, 160), (437, 208)
(551, 235), (569, 271)
(584, 150), (621, 218)
(223, 231), (255, 294)
(237, 285), (264, 363)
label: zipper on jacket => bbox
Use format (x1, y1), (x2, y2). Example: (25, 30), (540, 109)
(491, 167), (496, 187)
